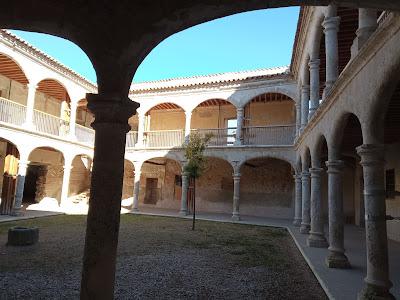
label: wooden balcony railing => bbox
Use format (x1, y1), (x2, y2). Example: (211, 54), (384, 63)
(76, 124), (95, 145)
(126, 131), (138, 148)
(33, 109), (68, 137)
(0, 97), (26, 126)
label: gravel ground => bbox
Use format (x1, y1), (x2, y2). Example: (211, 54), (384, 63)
(0, 215), (327, 299)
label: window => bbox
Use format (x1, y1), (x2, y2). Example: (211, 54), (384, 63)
(386, 169), (395, 199)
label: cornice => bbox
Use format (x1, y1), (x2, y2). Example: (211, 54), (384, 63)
(0, 30), (97, 93)
(295, 12), (399, 149)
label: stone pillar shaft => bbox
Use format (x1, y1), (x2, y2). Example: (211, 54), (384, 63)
(11, 160), (29, 216)
(132, 170), (141, 211)
(300, 85), (310, 131)
(68, 101), (78, 139)
(293, 173), (302, 226)
(358, 9), (378, 48)
(323, 16), (340, 95)
(232, 173), (241, 221)
(235, 108), (244, 145)
(60, 163), (72, 207)
(80, 95), (138, 300)
(326, 160), (350, 268)
(300, 171), (311, 233)
(180, 171), (189, 215)
(308, 167), (328, 247)
(136, 113), (145, 147)
(184, 111), (192, 143)
(295, 103), (301, 137)
(309, 59), (320, 118)
(357, 144), (393, 299)
(24, 84), (36, 128)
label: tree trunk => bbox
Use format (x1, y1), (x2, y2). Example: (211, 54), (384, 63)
(192, 178), (196, 231)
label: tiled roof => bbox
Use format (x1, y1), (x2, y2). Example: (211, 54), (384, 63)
(130, 66), (290, 93)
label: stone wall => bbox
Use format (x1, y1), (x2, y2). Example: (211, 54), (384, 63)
(69, 155), (91, 197)
(246, 101), (295, 126)
(0, 74), (28, 105)
(191, 105), (237, 129)
(122, 160), (134, 200)
(149, 109), (185, 131)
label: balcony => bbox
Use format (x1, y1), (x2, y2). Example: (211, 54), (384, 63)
(0, 97), (295, 149)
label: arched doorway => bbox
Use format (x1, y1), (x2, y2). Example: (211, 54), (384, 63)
(0, 138), (20, 214)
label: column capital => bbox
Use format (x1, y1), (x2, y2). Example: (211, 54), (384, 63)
(293, 174), (302, 181)
(87, 93), (139, 131)
(233, 172), (241, 179)
(356, 144), (385, 166)
(301, 84), (310, 93)
(309, 167), (324, 177)
(326, 160), (344, 173)
(323, 16), (341, 33)
(185, 110), (192, 117)
(134, 170), (142, 177)
(236, 107), (244, 113)
(309, 59), (320, 70)
(27, 83), (38, 90)
(301, 171), (311, 179)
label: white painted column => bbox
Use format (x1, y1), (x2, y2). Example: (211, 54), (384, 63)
(132, 170), (141, 211)
(293, 173), (302, 226)
(300, 85), (310, 132)
(136, 113), (146, 147)
(60, 159), (73, 208)
(184, 110), (192, 143)
(308, 59), (320, 119)
(234, 107), (244, 145)
(323, 10), (340, 96)
(68, 101), (78, 139)
(11, 159), (29, 216)
(357, 144), (393, 299)
(232, 172), (241, 221)
(23, 83), (37, 129)
(180, 169), (189, 216)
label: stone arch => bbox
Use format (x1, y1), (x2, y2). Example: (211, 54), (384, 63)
(302, 146), (311, 170)
(122, 159), (135, 204)
(143, 102), (186, 134)
(310, 134), (328, 166)
(68, 154), (92, 200)
(308, 10), (325, 59)
(143, 101), (185, 115)
(296, 155), (302, 173)
(237, 153), (295, 171)
(241, 88), (297, 108)
(240, 156), (295, 218)
(26, 146), (65, 206)
(0, 52), (30, 85)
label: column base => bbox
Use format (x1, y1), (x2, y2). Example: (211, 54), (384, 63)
(300, 224), (310, 234)
(358, 283), (394, 300)
(179, 210), (188, 216)
(131, 207), (139, 213)
(307, 233), (328, 248)
(326, 251), (351, 269)
(10, 208), (23, 217)
(232, 214), (240, 221)
(293, 218), (302, 227)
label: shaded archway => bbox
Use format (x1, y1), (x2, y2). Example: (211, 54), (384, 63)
(243, 93), (296, 145)
(68, 154), (92, 203)
(240, 157), (294, 218)
(191, 99), (237, 146)
(0, 138), (20, 214)
(25, 146), (65, 207)
(122, 160), (135, 206)
(194, 156), (233, 213)
(144, 103), (185, 148)
(138, 157), (182, 210)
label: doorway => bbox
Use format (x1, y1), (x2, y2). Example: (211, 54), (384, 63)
(144, 178), (158, 204)
(23, 165), (42, 204)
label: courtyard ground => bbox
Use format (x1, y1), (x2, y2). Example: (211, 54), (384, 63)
(0, 215), (327, 299)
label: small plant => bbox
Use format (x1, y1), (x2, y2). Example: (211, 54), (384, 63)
(183, 132), (212, 230)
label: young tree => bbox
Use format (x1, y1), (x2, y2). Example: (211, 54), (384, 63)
(183, 132), (212, 230)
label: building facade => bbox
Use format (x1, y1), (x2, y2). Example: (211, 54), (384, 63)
(0, 5), (399, 299)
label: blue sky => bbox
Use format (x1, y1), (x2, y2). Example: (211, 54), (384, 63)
(11, 7), (299, 84)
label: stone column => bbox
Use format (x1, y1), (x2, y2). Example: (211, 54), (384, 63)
(132, 170), (141, 212)
(322, 14), (340, 96)
(293, 173), (302, 226)
(300, 85), (310, 132)
(68, 101), (78, 139)
(136, 112), (145, 147)
(60, 161), (73, 207)
(325, 160), (350, 268)
(80, 94), (138, 300)
(234, 107), (244, 145)
(11, 160), (29, 216)
(300, 171), (311, 233)
(357, 144), (393, 299)
(308, 59), (320, 119)
(295, 102), (301, 137)
(232, 172), (241, 221)
(23, 83), (37, 129)
(351, 9), (377, 58)
(184, 110), (192, 143)
(307, 167), (328, 247)
(180, 170), (189, 216)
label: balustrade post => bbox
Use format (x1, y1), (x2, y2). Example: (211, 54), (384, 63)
(23, 83), (37, 129)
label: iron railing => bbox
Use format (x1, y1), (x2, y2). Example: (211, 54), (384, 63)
(144, 130), (185, 148)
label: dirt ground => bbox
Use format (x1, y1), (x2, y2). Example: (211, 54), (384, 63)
(0, 215), (327, 299)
